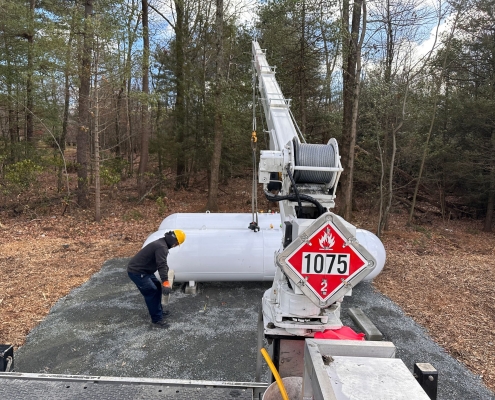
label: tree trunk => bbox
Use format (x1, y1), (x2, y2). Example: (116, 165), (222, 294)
(483, 128), (495, 231)
(59, 15), (75, 194)
(321, 13), (339, 143)
(138, 0), (150, 197)
(3, 38), (17, 162)
(126, 76), (133, 177)
(115, 87), (123, 159)
(123, 1), (139, 180)
(94, 40), (101, 222)
(206, 0), (224, 211)
(174, 0), (187, 189)
(77, 0), (93, 208)
(348, 0), (366, 217)
(26, 0), (35, 142)
(339, 0), (362, 220)
(378, 0), (394, 234)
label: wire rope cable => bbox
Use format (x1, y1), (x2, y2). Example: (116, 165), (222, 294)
(250, 58), (259, 229)
(251, 143), (258, 226)
(293, 139), (336, 184)
(288, 106), (306, 144)
(258, 99), (269, 149)
(252, 59), (257, 134)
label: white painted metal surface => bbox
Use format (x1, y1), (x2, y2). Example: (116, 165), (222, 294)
(252, 41), (298, 151)
(145, 227), (282, 282)
(326, 357), (431, 399)
(158, 212), (281, 231)
(302, 340), (430, 400)
(145, 213), (385, 283)
(353, 229), (386, 282)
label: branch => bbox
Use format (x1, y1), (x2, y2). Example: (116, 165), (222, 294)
(395, 196), (429, 214)
(138, 181), (161, 203)
(148, 4), (176, 31)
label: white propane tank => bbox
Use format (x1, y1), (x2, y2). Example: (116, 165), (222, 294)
(145, 227), (283, 282)
(158, 212), (280, 231)
(147, 213), (386, 282)
(355, 229), (386, 281)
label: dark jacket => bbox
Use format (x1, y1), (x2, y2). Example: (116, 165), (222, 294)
(127, 238), (170, 282)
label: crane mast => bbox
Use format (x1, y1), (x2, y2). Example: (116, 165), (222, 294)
(252, 41), (378, 338)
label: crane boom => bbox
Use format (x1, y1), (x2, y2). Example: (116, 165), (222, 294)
(252, 41), (300, 151)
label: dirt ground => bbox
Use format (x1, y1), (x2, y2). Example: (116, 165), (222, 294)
(0, 175), (494, 394)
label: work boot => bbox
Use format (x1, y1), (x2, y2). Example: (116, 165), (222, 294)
(151, 320), (169, 328)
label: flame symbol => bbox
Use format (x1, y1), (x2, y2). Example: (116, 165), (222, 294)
(319, 227), (335, 250)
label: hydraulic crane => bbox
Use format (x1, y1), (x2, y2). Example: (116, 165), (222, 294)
(248, 42), (436, 398)
(252, 41), (376, 335)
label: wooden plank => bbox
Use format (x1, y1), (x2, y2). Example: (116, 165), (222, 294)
(348, 307), (384, 341)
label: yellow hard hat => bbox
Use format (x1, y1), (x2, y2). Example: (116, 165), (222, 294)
(173, 229), (186, 245)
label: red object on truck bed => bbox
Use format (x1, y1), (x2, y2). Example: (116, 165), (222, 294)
(314, 326), (365, 341)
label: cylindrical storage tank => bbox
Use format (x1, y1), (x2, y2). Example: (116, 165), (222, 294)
(145, 228), (282, 282)
(158, 212), (281, 231)
(356, 229), (386, 281)
(146, 213), (386, 283)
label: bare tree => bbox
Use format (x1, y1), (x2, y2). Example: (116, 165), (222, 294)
(349, 0), (367, 200)
(148, 1), (189, 189)
(77, 0), (93, 208)
(365, 0), (445, 235)
(138, 0), (150, 197)
(94, 35), (101, 222)
(59, 6), (77, 192)
(339, 0), (364, 220)
(26, 0), (35, 142)
(205, 0), (224, 211)
(408, 3), (465, 224)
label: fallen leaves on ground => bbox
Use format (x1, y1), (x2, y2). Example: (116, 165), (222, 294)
(369, 215), (495, 393)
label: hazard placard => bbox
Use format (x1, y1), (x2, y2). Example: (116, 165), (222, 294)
(283, 215), (372, 303)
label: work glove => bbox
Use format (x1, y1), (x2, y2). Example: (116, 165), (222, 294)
(162, 280), (172, 295)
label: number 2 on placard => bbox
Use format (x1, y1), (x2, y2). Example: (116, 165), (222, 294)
(321, 280), (327, 292)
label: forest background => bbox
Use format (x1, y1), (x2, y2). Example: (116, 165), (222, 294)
(0, 0), (495, 394)
(1, 0), (495, 228)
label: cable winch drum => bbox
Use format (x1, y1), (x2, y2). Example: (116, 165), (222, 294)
(293, 139), (337, 184)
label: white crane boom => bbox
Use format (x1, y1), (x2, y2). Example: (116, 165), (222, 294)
(252, 41), (300, 151)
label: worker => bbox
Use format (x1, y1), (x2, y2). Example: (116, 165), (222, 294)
(127, 229), (186, 328)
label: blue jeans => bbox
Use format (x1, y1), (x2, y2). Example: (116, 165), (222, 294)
(128, 272), (163, 323)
